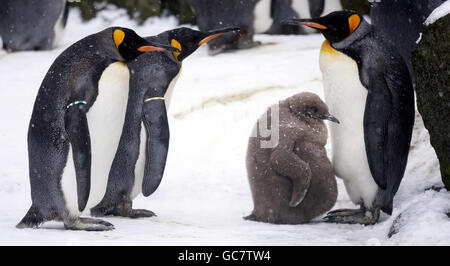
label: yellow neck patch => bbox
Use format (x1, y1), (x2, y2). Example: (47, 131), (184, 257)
(113, 29), (125, 48)
(171, 39), (182, 61)
(321, 40), (338, 55)
(348, 14), (361, 35)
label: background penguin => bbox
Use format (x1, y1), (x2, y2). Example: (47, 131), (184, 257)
(371, 0), (446, 81)
(16, 27), (176, 231)
(0, 0), (68, 51)
(256, 0), (342, 35)
(189, 0), (258, 55)
(285, 11), (416, 225)
(245, 92), (339, 224)
(90, 26), (240, 218)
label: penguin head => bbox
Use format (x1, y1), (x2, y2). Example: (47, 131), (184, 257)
(113, 27), (179, 62)
(166, 27), (240, 61)
(283, 10), (362, 43)
(288, 92), (340, 124)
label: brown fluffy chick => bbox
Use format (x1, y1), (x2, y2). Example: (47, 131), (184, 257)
(245, 92), (339, 224)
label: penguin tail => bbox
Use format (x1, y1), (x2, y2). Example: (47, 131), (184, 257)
(243, 213), (257, 221)
(375, 190), (394, 215)
(16, 205), (44, 229)
(381, 203), (393, 216)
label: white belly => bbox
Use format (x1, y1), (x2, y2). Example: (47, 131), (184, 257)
(61, 62), (130, 216)
(319, 42), (378, 207)
(254, 0), (273, 34)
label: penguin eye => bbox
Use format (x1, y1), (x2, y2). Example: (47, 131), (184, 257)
(311, 107), (318, 113)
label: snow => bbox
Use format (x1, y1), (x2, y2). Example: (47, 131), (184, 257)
(425, 0), (450, 25)
(0, 9), (449, 246)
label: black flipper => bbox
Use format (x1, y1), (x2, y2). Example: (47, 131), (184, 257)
(363, 71), (391, 190)
(309, 0), (325, 18)
(141, 99), (170, 197)
(363, 57), (415, 199)
(64, 104), (91, 212)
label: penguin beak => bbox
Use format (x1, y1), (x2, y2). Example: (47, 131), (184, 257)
(138, 42), (180, 53)
(320, 113), (340, 124)
(283, 19), (328, 30)
(198, 27), (241, 45)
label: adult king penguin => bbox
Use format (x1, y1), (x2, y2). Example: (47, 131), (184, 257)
(91, 27), (240, 218)
(0, 0), (68, 51)
(285, 11), (415, 225)
(16, 27), (177, 231)
(189, 0), (257, 55)
(371, 0), (445, 81)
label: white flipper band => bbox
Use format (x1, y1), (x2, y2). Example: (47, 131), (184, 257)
(144, 97), (166, 103)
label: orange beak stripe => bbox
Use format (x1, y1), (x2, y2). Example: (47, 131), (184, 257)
(199, 33), (225, 46)
(299, 22), (328, 30)
(137, 46), (165, 52)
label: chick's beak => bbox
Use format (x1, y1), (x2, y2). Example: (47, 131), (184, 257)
(320, 113), (340, 124)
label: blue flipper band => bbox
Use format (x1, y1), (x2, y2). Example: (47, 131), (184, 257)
(66, 101), (87, 109)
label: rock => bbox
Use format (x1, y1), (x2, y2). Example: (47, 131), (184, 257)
(412, 14), (450, 190)
(388, 213), (403, 238)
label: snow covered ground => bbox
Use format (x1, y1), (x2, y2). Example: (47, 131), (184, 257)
(0, 9), (449, 246)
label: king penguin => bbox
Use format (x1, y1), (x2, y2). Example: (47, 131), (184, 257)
(90, 27), (240, 218)
(371, 0), (446, 82)
(0, 0), (68, 51)
(255, 0), (342, 35)
(16, 27), (177, 231)
(284, 11), (415, 225)
(189, 0), (257, 55)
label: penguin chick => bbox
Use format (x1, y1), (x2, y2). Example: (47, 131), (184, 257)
(245, 92), (339, 224)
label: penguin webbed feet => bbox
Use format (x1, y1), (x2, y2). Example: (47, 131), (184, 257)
(243, 213), (257, 221)
(91, 200), (156, 219)
(64, 217), (114, 231)
(324, 205), (380, 225)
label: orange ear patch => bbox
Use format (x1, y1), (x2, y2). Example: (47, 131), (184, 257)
(171, 39), (182, 61)
(348, 14), (361, 34)
(113, 29), (125, 48)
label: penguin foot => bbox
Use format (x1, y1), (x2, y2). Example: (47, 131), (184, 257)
(94, 205), (156, 219)
(111, 199), (156, 218)
(324, 207), (380, 225)
(125, 209), (156, 219)
(64, 217), (115, 231)
(92, 199), (156, 219)
(243, 213), (257, 221)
